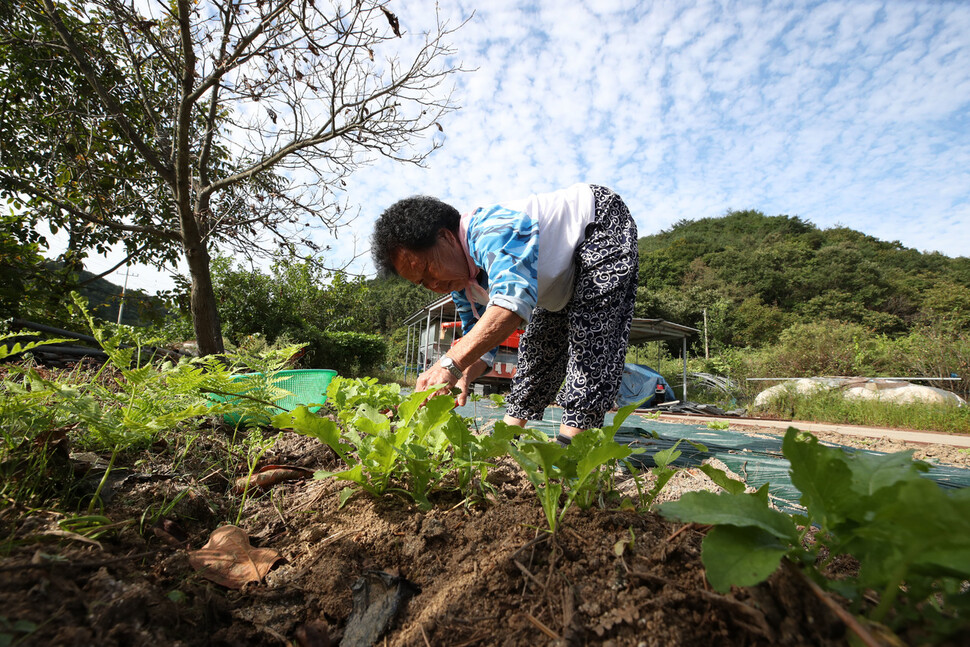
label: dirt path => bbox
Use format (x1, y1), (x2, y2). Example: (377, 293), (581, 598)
(656, 413), (970, 467)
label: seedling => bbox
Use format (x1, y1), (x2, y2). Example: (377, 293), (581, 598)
(234, 431), (278, 525)
(508, 437), (565, 531)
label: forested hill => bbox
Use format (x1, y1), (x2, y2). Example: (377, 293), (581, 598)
(37, 261), (166, 327)
(634, 210), (970, 348)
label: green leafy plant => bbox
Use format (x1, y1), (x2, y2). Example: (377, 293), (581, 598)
(508, 401), (642, 532)
(621, 436), (733, 510)
(0, 615), (38, 647)
(0, 335), (75, 508)
(275, 380), (467, 509)
(657, 427), (970, 643)
(0, 332), (74, 360)
(622, 437), (707, 509)
(1, 295), (267, 513)
(276, 378), (530, 509)
(325, 376), (403, 423)
(59, 297), (217, 510)
(446, 418), (519, 496)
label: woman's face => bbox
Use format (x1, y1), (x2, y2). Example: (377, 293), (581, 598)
(391, 228), (469, 294)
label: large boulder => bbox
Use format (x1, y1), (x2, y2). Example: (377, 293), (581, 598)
(753, 377), (965, 408)
(752, 378), (839, 408)
(843, 382), (965, 406)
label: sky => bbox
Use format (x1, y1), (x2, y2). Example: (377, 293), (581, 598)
(57, 0), (970, 293)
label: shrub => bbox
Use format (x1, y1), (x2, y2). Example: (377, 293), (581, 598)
(301, 329), (386, 375)
(892, 327), (970, 399)
(741, 320), (886, 377)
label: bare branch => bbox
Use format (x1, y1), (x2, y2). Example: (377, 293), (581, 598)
(77, 241), (152, 286)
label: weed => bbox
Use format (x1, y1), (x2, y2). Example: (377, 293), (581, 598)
(58, 514), (132, 540)
(139, 489), (191, 535)
(0, 615), (39, 646)
(757, 387), (970, 434)
(234, 430), (278, 525)
(0, 300), (301, 521)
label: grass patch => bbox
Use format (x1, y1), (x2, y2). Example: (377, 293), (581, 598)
(757, 388), (970, 434)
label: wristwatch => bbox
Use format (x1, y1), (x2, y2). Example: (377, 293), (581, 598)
(439, 356), (464, 379)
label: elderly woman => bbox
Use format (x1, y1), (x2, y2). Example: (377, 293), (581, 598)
(372, 184), (638, 445)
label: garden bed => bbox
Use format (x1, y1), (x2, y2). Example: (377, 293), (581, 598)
(2, 334), (967, 646)
(0, 426), (851, 646)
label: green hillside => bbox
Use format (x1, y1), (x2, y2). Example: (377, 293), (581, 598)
(3, 259), (167, 328)
(635, 210), (970, 349)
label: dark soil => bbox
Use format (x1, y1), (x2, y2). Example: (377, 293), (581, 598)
(0, 424), (852, 646)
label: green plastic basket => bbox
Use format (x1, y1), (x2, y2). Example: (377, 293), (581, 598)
(218, 369), (337, 425)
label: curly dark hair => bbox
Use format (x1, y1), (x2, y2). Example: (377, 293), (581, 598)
(371, 196), (461, 276)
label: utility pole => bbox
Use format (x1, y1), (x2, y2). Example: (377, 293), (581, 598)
(116, 266), (137, 325)
(703, 308), (709, 359)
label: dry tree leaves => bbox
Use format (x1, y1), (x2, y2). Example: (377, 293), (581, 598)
(188, 525), (282, 589)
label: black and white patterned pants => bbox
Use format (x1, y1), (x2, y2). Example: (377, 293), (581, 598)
(505, 185), (638, 429)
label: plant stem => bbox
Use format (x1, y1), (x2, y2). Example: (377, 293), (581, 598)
(871, 570), (905, 623)
(87, 447), (119, 515)
(789, 561), (883, 647)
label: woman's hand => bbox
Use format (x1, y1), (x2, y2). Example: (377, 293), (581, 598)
(454, 359), (490, 406)
(416, 358), (490, 405)
(415, 362), (459, 396)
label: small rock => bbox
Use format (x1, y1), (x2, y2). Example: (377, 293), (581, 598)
(304, 525), (329, 542)
(420, 518), (446, 539)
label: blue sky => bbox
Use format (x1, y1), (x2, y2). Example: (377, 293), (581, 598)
(70, 0), (970, 292)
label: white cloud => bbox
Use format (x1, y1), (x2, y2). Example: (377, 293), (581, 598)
(72, 0), (970, 291)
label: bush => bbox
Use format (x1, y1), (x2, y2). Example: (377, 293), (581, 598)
(739, 320), (888, 378)
(156, 257), (388, 375)
(301, 329), (386, 375)
(893, 326), (970, 399)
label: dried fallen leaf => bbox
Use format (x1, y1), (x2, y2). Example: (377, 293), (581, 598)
(188, 525), (282, 589)
(232, 465), (313, 494)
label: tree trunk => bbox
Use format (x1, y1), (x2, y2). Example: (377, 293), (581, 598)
(183, 236), (224, 356)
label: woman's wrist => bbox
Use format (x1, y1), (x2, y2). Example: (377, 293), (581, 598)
(439, 355), (464, 379)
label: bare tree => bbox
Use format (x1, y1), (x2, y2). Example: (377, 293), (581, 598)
(13, 0), (462, 353)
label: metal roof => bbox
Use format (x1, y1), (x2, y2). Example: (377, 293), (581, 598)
(403, 296), (698, 343)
